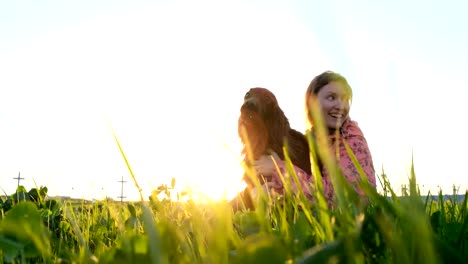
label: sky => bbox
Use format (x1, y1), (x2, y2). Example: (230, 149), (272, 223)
(1, 0), (467, 201)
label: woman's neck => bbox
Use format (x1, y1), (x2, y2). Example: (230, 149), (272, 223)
(327, 118), (350, 135)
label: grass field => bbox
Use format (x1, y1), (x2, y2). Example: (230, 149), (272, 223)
(1, 130), (467, 263)
(1, 159), (468, 263)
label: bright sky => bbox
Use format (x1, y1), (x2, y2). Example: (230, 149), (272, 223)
(1, 0), (467, 201)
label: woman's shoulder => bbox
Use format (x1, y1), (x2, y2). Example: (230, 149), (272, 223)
(341, 118), (365, 138)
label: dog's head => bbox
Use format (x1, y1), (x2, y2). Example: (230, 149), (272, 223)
(238, 87), (290, 162)
(240, 87), (279, 119)
(238, 88), (312, 179)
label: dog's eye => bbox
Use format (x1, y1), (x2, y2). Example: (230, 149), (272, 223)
(244, 92), (251, 99)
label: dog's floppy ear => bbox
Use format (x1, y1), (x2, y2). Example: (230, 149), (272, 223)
(239, 111), (269, 161)
(264, 104), (290, 160)
(288, 129), (313, 175)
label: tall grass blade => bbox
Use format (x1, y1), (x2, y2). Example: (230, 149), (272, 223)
(305, 131), (332, 242)
(307, 98), (352, 224)
(456, 191), (468, 251)
(238, 125), (274, 233)
(62, 201), (95, 262)
(112, 129), (166, 264)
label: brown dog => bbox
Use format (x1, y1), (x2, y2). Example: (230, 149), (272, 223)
(230, 87), (311, 211)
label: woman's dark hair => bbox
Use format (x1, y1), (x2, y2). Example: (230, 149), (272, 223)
(306, 70), (353, 97)
(305, 71), (353, 126)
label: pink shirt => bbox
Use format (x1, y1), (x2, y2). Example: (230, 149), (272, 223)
(269, 119), (376, 206)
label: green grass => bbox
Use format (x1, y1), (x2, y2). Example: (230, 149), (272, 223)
(1, 171), (467, 263)
(0, 124), (467, 263)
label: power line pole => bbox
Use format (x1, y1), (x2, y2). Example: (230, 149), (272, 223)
(13, 171), (24, 187)
(401, 184), (407, 196)
(117, 176), (126, 204)
(453, 184), (458, 196)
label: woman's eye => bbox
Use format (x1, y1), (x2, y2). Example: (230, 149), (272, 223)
(327, 95), (335, 100)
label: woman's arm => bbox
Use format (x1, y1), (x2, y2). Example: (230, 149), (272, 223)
(339, 129), (377, 196)
(254, 154), (315, 199)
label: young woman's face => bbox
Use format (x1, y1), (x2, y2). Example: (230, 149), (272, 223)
(315, 81), (351, 130)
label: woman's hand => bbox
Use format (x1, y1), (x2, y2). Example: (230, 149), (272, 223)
(253, 151), (282, 177)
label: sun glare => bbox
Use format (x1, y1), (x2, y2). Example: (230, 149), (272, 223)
(179, 142), (247, 203)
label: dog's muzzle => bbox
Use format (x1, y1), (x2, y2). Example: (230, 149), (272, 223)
(241, 97), (257, 112)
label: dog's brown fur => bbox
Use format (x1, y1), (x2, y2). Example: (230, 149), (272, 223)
(230, 87), (311, 211)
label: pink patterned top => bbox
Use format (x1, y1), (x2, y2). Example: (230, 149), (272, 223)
(269, 118), (376, 206)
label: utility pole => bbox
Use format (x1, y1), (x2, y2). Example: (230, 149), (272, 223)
(117, 176), (126, 204)
(453, 184), (458, 196)
(401, 184), (407, 196)
(13, 171), (24, 187)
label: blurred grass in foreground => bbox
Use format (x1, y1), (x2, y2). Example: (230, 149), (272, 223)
(0, 126), (467, 263)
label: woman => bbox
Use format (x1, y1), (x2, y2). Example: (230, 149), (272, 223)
(254, 70), (376, 205)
